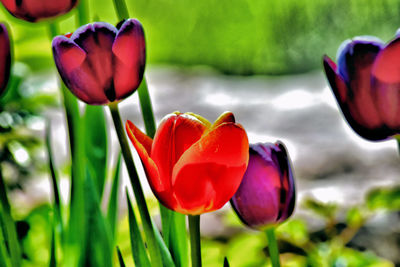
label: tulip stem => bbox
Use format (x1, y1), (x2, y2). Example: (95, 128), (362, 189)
(188, 215), (201, 267)
(265, 227), (281, 267)
(108, 103), (163, 267)
(396, 136), (400, 156)
(112, 0), (130, 21)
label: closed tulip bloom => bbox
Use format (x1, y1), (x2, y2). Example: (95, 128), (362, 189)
(0, 23), (10, 96)
(0, 0), (77, 22)
(231, 142), (295, 229)
(126, 111), (249, 215)
(52, 19), (145, 105)
(323, 33), (400, 141)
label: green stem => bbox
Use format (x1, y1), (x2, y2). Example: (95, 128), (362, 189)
(396, 136), (400, 156)
(188, 215), (201, 267)
(138, 79), (157, 138)
(77, 0), (90, 25)
(0, 168), (21, 267)
(265, 227), (280, 267)
(108, 103), (163, 267)
(112, 0), (130, 21)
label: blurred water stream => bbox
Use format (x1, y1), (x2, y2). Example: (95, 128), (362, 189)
(28, 66), (400, 234)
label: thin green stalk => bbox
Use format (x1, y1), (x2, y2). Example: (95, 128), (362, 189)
(108, 103), (163, 267)
(112, 0), (130, 21)
(396, 136), (400, 156)
(265, 227), (280, 267)
(46, 121), (63, 239)
(0, 217), (11, 267)
(137, 79), (157, 138)
(188, 215), (201, 267)
(77, 0), (90, 25)
(0, 168), (21, 267)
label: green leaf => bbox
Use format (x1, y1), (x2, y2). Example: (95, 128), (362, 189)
(0, 214), (11, 267)
(366, 186), (400, 211)
(346, 207), (364, 228)
(49, 224), (56, 267)
(116, 246), (126, 267)
(83, 105), (108, 198)
(107, 152), (122, 244)
(0, 168), (21, 267)
(151, 219), (176, 267)
(303, 197), (338, 220)
(82, 172), (113, 267)
(126, 190), (151, 267)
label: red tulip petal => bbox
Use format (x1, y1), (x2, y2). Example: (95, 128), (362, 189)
(125, 120), (178, 209)
(112, 19), (146, 100)
(372, 38), (400, 83)
(0, 24), (10, 94)
(212, 111), (235, 128)
(126, 120), (152, 155)
(0, 0), (16, 12)
(172, 123), (249, 214)
(151, 113), (208, 193)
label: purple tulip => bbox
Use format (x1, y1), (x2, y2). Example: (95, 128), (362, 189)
(0, 0), (78, 22)
(230, 142), (295, 229)
(323, 33), (400, 141)
(0, 23), (10, 96)
(52, 19), (145, 105)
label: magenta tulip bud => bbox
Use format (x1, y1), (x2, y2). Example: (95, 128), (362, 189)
(52, 19), (145, 105)
(0, 0), (78, 22)
(0, 23), (10, 96)
(323, 33), (400, 141)
(230, 142), (295, 230)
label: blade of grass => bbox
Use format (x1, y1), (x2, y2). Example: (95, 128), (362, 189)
(151, 219), (176, 267)
(49, 224), (56, 267)
(126, 190), (151, 267)
(45, 120), (63, 241)
(116, 247), (126, 267)
(82, 172), (113, 267)
(0, 214), (11, 267)
(107, 152), (122, 244)
(0, 168), (21, 267)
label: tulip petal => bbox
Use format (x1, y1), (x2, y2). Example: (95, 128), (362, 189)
(336, 39), (383, 129)
(371, 38), (400, 129)
(212, 111), (235, 128)
(125, 120), (173, 207)
(172, 123), (249, 214)
(71, 23), (117, 102)
(323, 55), (389, 140)
(0, 24), (10, 94)
(151, 113), (208, 191)
(112, 19), (146, 100)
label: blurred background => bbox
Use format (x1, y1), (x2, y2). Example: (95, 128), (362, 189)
(1, 0), (400, 266)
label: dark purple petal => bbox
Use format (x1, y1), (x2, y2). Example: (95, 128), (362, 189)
(0, 23), (10, 96)
(230, 142), (295, 229)
(371, 37), (400, 129)
(112, 19), (146, 100)
(324, 52), (390, 140)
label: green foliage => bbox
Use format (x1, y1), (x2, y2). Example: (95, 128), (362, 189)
(366, 186), (400, 211)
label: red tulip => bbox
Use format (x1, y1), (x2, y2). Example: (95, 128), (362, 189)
(52, 19), (145, 105)
(323, 34), (400, 141)
(230, 142), (295, 229)
(126, 111), (249, 215)
(0, 0), (78, 22)
(0, 23), (10, 96)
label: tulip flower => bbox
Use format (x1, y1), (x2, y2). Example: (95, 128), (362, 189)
(0, 23), (10, 96)
(126, 111), (249, 215)
(52, 19), (145, 105)
(0, 0), (78, 22)
(323, 34), (400, 141)
(230, 142), (295, 229)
